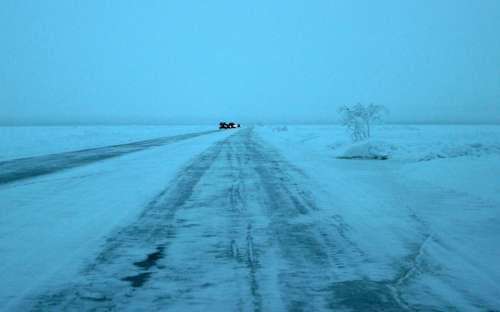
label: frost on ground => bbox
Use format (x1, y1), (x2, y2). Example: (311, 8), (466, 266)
(0, 125), (499, 311)
(260, 124), (500, 311)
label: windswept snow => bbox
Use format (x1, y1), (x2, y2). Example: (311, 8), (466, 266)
(1, 125), (499, 311)
(259, 124), (500, 311)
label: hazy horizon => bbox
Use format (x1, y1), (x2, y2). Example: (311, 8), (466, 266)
(2, 120), (500, 127)
(1, 0), (499, 126)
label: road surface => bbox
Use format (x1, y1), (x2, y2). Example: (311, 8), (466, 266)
(3, 127), (499, 311)
(14, 127), (404, 311)
(0, 130), (217, 185)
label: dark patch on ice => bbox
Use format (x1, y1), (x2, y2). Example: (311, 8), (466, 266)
(337, 155), (389, 160)
(121, 246), (165, 288)
(201, 282), (214, 288)
(133, 246), (164, 270)
(287, 299), (307, 312)
(326, 279), (443, 312)
(78, 291), (109, 302)
(202, 233), (217, 238)
(182, 222), (200, 228)
(176, 218), (199, 228)
(326, 280), (405, 311)
(121, 272), (152, 288)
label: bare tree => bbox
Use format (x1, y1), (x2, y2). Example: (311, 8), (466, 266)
(338, 103), (387, 141)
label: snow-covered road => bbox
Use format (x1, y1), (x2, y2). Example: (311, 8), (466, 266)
(2, 126), (499, 311)
(0, 129), (217, 185)
(24, 127), (351, 310)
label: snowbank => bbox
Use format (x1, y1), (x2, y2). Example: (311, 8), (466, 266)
(335, 139), (500, 161)
(331, 125), (500, 161)
(335, 140), (395, 160)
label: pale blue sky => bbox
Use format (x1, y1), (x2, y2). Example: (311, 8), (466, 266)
(1, 0), (499, 124)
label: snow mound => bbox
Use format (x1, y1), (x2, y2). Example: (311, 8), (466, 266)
(336, 140), (396, 160)
(335, 140), (500, 161)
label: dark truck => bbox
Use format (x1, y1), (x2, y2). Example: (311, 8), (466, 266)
(219, 122), (240, 129)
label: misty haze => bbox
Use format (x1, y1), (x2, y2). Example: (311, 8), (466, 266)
(1, 1), (499, 311)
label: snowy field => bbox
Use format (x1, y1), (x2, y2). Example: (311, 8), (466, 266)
(1, 125), (499, 311)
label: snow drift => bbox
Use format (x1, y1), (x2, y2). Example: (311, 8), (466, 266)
(336, 140), (395, 160)
(335, 139), (500, 161)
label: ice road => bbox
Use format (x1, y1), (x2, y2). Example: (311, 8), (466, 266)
(1, 126), (499, 311)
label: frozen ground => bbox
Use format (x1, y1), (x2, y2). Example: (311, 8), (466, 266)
(0, 125), (499, 311)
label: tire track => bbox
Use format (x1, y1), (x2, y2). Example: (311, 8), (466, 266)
(243, 130), (347, 311)
(28, 131), (234, 311)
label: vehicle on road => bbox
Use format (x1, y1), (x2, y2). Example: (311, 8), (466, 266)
(219, 122), (240, 129)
